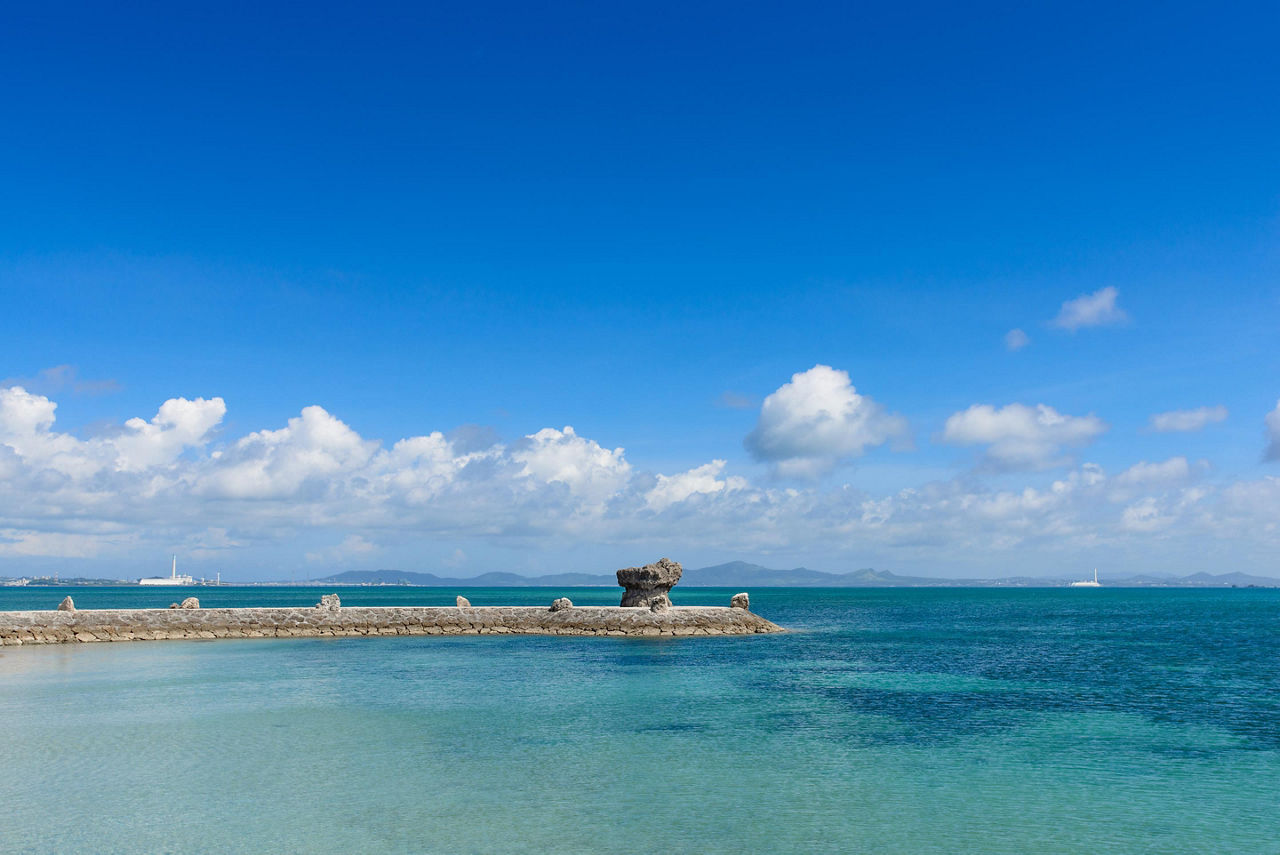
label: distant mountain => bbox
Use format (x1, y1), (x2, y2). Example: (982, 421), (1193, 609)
(681, 561), (949, 587)
(314, 564), (1280, 588)
(686, 563), (1280, 588)
(316, 569), (614, 586)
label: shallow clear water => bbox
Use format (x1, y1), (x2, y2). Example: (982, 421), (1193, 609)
(1, 587), (1277, 854)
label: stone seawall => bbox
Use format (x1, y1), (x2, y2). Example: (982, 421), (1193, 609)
(0, 605), (784, 646)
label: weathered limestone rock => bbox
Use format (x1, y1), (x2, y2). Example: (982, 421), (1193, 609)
(550, 597), (573, 611)
(316, 594), (341, 611)
(179, 597), (200, 609)
(649, 598), (669, 613)
(456, 596), (471, 608)
(57, 596), (75, 612)
(731, 592), (750, 610)
(617, 558), (682, 609)
(168, 603), (179, 609)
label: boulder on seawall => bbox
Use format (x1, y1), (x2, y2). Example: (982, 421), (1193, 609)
(456, 596), (471, 608)
(550, 597), (573, 611)
(179, 597), (200, 609)
(57, 596), (75, 612)
(617, 558), (683, 609)
(730, 592), (750, 610)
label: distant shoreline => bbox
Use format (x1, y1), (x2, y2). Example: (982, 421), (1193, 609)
(5, 574), (1277, 590)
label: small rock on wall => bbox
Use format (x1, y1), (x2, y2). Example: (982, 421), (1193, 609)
(550, 597), (573, 611)
(456, 596), (471, 608)
(179, 597), (200, 609)
(731, 593), (750, 610)
(316, 593), (341, 610)
(57, 596), (75, 612)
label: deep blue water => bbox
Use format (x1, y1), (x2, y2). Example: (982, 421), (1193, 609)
(1, 587), (1277, 853)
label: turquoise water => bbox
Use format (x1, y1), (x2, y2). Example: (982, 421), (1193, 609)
(1, 587), (1277, 854)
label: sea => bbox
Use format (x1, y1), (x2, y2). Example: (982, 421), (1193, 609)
(1, 586), (1277, 854)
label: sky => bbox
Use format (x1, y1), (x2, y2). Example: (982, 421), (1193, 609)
(1, 1), (1278, 581)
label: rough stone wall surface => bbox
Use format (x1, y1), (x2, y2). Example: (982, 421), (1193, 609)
(0, 605), (784, 646)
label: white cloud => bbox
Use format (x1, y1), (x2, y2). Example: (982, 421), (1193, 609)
(185, 527), (245, 559)
(113, 396), (227, 471)
(3, 386), (1280, 577)
(1266, 400), (1280, 462)
(744, 365), (909, 478)
(1004, 328), (1030, 351)
(0, 385), (79, 459)
(0, 386), (224, 478)
(1121, 497), (1168, 532)
(510, 426), (631, 503)
(645, 460), (747, 511)
(1050, 286), (1127, 331)
(941, 403), (1107, 470)
(1108, 457), (1198, 503)
(199, 405), (375, 500)
(1113, 457), (1192, 489)
(306, 534), (378, 563)
(1149, 406), (1228, 433)
(0, 528), (131, 558)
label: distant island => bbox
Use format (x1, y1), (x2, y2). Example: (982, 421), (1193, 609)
(306, 561), (1280, 588)
(4, 561), (1277, 588)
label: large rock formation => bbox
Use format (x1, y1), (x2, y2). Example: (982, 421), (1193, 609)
(316, 594), (341, 611)
(617, 558), (682, 610)
(57, 597), (75, 612)
(550, 597), (573, 611)
(730, 592), (750, 610)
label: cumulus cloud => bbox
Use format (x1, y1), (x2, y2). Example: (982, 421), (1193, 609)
(1113, 457), (1192, 489)
(1149, 406), (1228, 433)
(1266, 400), (1280, 462)
(3, 385), (1280, 576)
(199, 405), (375, 500)
(645, 460), (747, 512)
(113, 397), (227, 471)
(941, 403), (1107, 470)
(1004, 328), (1030, 351)
(1108, 457), (1199, 502)
(744, 365), (909, 478)
(1050, 286), (1127, 331)
(510, 426), (631, 504)
(0, 385), (224, 477)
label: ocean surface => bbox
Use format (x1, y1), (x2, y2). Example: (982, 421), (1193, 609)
(1, 586), (1277, 854)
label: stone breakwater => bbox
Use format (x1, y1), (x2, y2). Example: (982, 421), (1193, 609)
(0, 605), (784, 646)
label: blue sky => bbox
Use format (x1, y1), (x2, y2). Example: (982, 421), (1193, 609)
(1, 1), (1278, 580)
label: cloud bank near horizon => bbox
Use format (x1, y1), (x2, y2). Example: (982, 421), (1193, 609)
(2, 378), (1280, 576)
